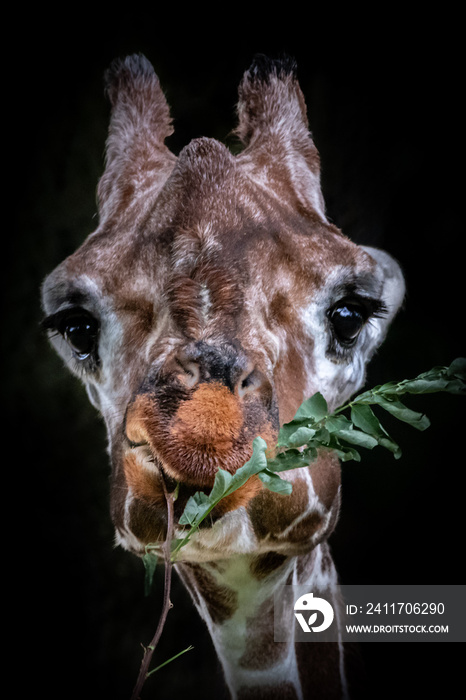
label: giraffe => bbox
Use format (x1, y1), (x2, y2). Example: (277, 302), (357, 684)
(41, 54), (405, 699)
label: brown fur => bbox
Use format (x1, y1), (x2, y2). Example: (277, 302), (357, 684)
(178, 563), (238, 624)
(286, 511), (324, 543)
(171, 383), (243, 450)
(247, 477), (310, 541)
(123, 451), (165, 505)
(295, 640), (344, 700)
(250, 551), (289, 580)
(214, 475), (264, 515)
(309, 449), (341, 510)
(239, 594), (290, 671)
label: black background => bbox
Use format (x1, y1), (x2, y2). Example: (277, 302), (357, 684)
(6, 9), (464, 700)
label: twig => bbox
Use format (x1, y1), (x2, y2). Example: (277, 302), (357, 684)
(147, 645), (194, 676)
(131, 476), (175, 700)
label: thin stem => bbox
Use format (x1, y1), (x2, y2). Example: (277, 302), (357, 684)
(147, 645), (194, 677)
(131, 476), (175, 700)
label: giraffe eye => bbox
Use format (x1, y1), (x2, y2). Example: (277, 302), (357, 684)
(62, 313), (99, 358)
(43, 307), (99, 360)
(329, 301), (366, 346)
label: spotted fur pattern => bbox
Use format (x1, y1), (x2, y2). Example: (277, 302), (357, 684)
(42, 54), (405, 698)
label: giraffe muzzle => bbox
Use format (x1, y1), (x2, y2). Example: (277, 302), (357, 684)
(124, 342), (278, 490)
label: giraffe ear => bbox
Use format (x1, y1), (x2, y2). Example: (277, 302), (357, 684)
(97, 54), (176, 224)
(235, 55), (326, 220)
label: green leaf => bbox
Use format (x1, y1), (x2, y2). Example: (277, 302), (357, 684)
(389, 361), (466, 396)
(447, 357), (466, 378)
(277, 421), (303, 446)
(334, 428), (378, 449)
(350, 404), (386, 437)
(313, 426), (330, 445)
(292, 391), (328, 422)
(351, 403), (402, 457)
(258, 469), (293, 494)
(178, 490), (211, 526)
(394, 377), (450, 395)
(267, 449), (313, 473)
(316, 409), (379, 450)
(286, 426), (316, 447)
(377, 436), (402, 459)
(228, 437), (268, 489)
(325, 415), (354, 432)
(208, 469), (234, 503)
(370, 395), (430, 430)
(330, 444), (361, 462)
(237, 437), (268, 475)
(143, 550), (158, 596)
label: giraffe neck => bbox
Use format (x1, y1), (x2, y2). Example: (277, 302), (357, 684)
(176, 543), (350, 700)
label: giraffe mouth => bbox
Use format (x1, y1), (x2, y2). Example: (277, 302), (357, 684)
(122, 438), (263, 527)
(125, 382), (276, 489)
(122, 440), (209, 528)
(124, 441), (179, 494)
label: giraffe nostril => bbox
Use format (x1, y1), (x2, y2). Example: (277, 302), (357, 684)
(173, 342), (265, 398)
(175, 357), (200, 388)
(238, 368), (262, 399)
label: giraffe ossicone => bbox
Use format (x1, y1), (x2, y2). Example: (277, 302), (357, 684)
(42, 54), (405, 699)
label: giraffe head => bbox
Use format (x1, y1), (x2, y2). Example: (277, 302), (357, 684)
(41, 55), (405, 559)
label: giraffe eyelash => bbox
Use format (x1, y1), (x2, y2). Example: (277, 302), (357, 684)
(359, 297), (388, 319)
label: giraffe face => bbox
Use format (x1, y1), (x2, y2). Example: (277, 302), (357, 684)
(42, 56), (405, 556)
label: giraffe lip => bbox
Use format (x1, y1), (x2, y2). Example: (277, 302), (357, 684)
(126, 439), (200, 495)
(126, 441), (176, 487)
(127, 438), (150, 449)
(125, 432), (244, 490)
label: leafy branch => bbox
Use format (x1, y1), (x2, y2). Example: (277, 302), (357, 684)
(171, 358), (466, 551)
(135, 358), (465, 695)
